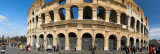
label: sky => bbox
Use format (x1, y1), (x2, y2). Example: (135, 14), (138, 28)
(0, 0), (160, 39)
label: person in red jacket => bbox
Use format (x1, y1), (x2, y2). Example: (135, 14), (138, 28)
(149, 47), (154, 54)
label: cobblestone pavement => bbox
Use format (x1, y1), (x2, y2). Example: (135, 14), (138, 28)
(0, 46), (148, 54)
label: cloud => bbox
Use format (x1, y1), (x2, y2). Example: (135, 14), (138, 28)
(149, 28), (160, 37)
(0, 15), (8, 22)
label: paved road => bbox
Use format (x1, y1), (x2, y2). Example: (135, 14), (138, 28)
(0, 46), (149, 54)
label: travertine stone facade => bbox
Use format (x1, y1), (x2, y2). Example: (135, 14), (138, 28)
(27, 0), (149, 50)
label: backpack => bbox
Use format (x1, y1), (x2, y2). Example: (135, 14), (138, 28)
(128, 48), (130, 52)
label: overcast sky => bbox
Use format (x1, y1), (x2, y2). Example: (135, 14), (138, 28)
(0, 0), (160, 39)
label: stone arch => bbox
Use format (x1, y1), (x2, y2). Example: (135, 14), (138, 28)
(39, 34), (44, 45)
(141, 23), (143, 33)
(82, 33), (92, 50)
(130, 17), (135, 29)
(120, 13), (127, 25)
(49, 10), (54, 22)
(121, 36), (127, 47)
(59, 0), (66, 5)
(32, 18), (34, 23)
(83, 6), (92, 19)
(136, 39), (139, 48)
(32, 35), (37, 46)
(95, 33), (104, 50)
(141, 40), (143, 47)
(109, 35), (117, 50)
(41, 13), (45, 23)
(130, 37), (134, 47)
(109, 10), (117, 23)
(97, 6), (106, 20)
(70, 5), (79, 19)
(84, 0), (92, 3)
(57, 33), (65, 50)
(69, 32), (77, 50)
(136, 20), (140, 32)
(47, 34), (53, 46)
(59, 8), (66, 20)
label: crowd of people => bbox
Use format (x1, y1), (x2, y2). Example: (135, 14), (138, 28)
(120, 46), (149, 54)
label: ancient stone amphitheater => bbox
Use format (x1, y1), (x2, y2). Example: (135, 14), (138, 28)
(27, 0), (149, 51)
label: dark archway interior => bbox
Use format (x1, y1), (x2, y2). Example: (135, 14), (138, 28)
(47, 34), (53, 38)
(49, 10), (54, 22)
(82, 33), (92, 38)
(83, 6), (92, 19)
(97, 6), (106, 20)
(121, 13), (127, 25)
(109, 10), (117, 23)
(69, 32), (77, 37)
(59, 8), (65, 20)
(58, 33), (65, 38)
(59, 0), (66, 5)
(109, 35), (117, 50)
(130, 38), (134, 47)
(36, 16), (38, 23)
(96, 34), (104, 38)
(130, 17), (135, 29)
(84, 0), (92, 3)
(121, 36), (127, 46)
(136, 20), (140, 32)
(41, 13), (45, 23)
(40, 34), (44, 38)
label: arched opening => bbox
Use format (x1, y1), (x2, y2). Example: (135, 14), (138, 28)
(49, 10), (54, 22)
(41, 13), (45, 23)
(109, 35), (117, 50)
(36, 16), (38, 23)
(122, 0), (124, 3)
(141, 23), (143, 33)
(82, 33), (92, 50)
(32, 18), (34, 23)
(130, 17), (135, 29)
(70, 5), (79, 19)
(47, 34), (53, 47)
(121, 13), (127, 25)
(59, 8), (66, 20)
(136, 39), (139, 49)
(30, 20), (31, 25)
(32, 35), (37, 46)
(83, 6), (92, 19)
(95, 33), (104, 50)
(57, 33), (65, 50)
(59, 0), (66, 5)
(141, 18), (143, 23)
(69, 32), (77, 50)
(97, 6), (106, 20)
(39, 34), (44, 46)
(84, 0), (92, 3)
(141, 40), (143, 47)
(45, 0), (54, 3)
(121, 36), (127, 50)
(136, 20), (140, 32)
(109, 10), (117, 23)
(144, 41), (146, 47)
(129, 37), (134, 47)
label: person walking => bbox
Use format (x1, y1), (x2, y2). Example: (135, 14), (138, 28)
(125, 46), (129, 54)
(133, 46), (137, 54)
(1, 43), (6, 54)
(19, 44), (23, 50)
(149, 47), (154, 54)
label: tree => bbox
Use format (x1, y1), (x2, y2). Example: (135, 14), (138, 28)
(2, 35), (4, 39)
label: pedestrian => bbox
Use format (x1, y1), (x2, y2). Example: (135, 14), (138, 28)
(131, 47), (134, 54)
(19, 44), (23, 50)
(149, 47), (154, 54)
(133, 46), (137, 54)
(125, 46), (129, 54)
(1, 43), (6, 54)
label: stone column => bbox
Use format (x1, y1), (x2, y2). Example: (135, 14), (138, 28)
(44, 35), (47, 50)
(65, 30), (70, 50)
(53, 31), (57, 47)
(31, 36), (33, 46)
(127, 37), (130, 46)
(117, 39), (121, 50)
(128, 16), (131, 28)
(134, 38), (136, 46)
(45, 13), (51, 23)
(54, 11), (61, 22)
(139, 39), (141, 47)
(92, 30), (96, 47)
(139, 22), (141, 34)
(93, 0), (98, 4)
(104, 31), (109, 50)
(76, 29), (82, 50)
(92, 8), (97, 20)
(134, 20), (137, 32)
(105, 11), (110, 22)
(65, 8), (71, 20)
(66, 0), (71, 4)
(78, 8), (83, 20)
(36, 36), (40, 48)
(117, 13), (121, 24)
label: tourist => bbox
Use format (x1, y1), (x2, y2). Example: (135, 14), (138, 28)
(133, 46), (137, 54)
(1, 43), (6, 54)
(125, 46), (129, 54)
(149, 47), (154, 54)
(19, 44), (23, 50)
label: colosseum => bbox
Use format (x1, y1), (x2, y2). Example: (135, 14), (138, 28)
(27, 0), (149, 51)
